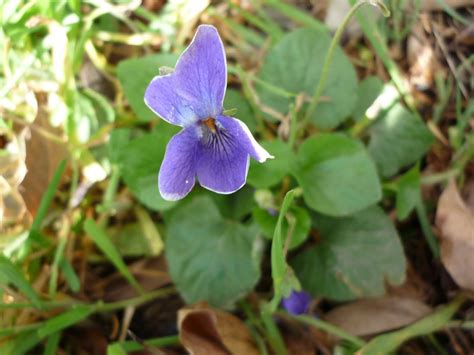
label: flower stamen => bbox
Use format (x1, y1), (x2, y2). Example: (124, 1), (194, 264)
(202, 117), (217, 133)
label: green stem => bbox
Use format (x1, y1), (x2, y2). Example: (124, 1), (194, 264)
(261, 306), (288, 355)
(415, 196), (440, 258)
(421, 168), (460, 185)
(303, 0), (390, 126)
(113, 335), (180, 352)
(288, 103), (299, 149)
(290, 314), (365, 347)
(0, 287), (175, 312)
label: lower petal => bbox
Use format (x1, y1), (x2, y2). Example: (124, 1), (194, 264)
(196, 132), (249, 194)
(217, 115), (273, 162)
(158, 128), (198, 201)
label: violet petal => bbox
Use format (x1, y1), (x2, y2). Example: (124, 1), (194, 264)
(195, 116), (271, 194)
(158, 128), (198, 201)
(217, 115), (273, 163)
(144, 25), (226, 126)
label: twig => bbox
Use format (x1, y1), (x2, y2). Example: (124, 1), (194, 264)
(432, 26), (469, 100)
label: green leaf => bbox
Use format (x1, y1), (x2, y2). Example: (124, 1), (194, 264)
(107, 343), (128, 355)
(166, 196), (262, 308)
(108, 223), (162, 257)
(352, 76), (384, 121)
(368, 103), (434, 177)
(253, 206), (310, 250)
(108, 128), (131, 164)
(291, 206), (406, 301)
(247, 140), (293, 189)
(294, 133), (381, 216)
(117, 54), (178, 121)
(396, 165), (420, 220)
(0, 256), (42, 308)
(257, 28), (357, 129)
(211, 185), (255, 220)
(83, 88), (116, 123)
(84, 219), (144, 294)
(72, 91), (98, 143)
(224, 89), (257, 133)
(38, 306), (93, 337)
(116, 123), (179, 211)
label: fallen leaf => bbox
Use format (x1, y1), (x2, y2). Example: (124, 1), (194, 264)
(324, 296), (432, 336)
(435, 180), (474, 291)
(407, 24), (438, 90)
(278, 316), (323, 354)
(86, 257), (171, 302)
(20, 93), (67, 217)
(178, 304), (259, 355)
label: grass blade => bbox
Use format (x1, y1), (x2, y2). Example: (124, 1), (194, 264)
(0, 255), (42, 308)
(37, 306), (93, 338)
(358, 295), (466, 354)
(30, 159), (67, 232)
(84, 218), (144, 295)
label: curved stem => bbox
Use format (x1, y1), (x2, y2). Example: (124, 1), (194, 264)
(302, 0), (390, 126)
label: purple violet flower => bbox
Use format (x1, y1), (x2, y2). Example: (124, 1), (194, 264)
(282, 290), (312, 315)
(144, 25), (272, 201)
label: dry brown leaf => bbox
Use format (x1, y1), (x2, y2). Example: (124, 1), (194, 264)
(408, 24), (438, 90)
(324, 297), (432, 336)
(278, 317), (322, 354)
(435, 180), (474, 291)
(20, 94), (67, 217)
(178, 304), (259, 355)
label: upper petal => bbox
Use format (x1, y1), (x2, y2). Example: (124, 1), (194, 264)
(145, 25), (227, 126)
(158, 127), (199, 201)
(216, 115), (273, 162)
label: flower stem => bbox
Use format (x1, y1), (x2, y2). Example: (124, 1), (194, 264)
(302, 0), (390, 126)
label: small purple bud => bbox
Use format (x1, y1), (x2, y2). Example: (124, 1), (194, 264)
(267, 207), (278, 217)
(282, 290), (312, 315)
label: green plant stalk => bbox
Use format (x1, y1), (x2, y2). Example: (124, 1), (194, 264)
(208, 7), (264, 47)
(261, 306), (288, 355)
(0, 288), (176, 339)
(30, 160), (67, 232)
(349, 0), (414, 111)
(112, 335), (180, 352)
(239, 301), (269, 354)
(84, 219), (145, 295)
(48, 222), (69, 298)
(44, 331), (62, 355)
(0, 287), (175, 312)
(265, 0), (327, 31)
(290, 314), (365, 347)
(229, 3), (282, 42)
(288, 103), (299, 149)
(415, 195), (440, 258)
(228, 65), (267, 134)
(303, 0), (390, 126)
(358, 295), (466, 354)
